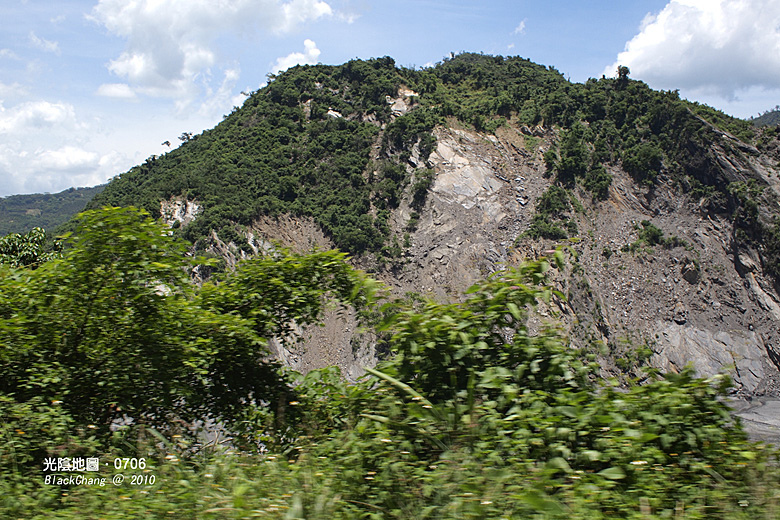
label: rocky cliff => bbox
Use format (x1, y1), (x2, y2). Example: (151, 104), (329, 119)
(84, 54), (780, 400)
(248, 110), (780, 399)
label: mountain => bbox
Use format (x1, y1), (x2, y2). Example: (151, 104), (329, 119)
(83, 53), (780, 396)
(752, 107), (780, 128)
(0, 185), (105, 236)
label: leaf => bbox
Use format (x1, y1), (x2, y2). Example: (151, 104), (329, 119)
(598, 467), (626, 480)
(546, 457), (572, 473)
(363, 367), (444, 423)
(507, 302), (522, 320)
(581, 450), (601, 462)
(640, 432), (659, 443)
(364, 367), (432, 406)
(516, 489), (566, 514)
(558, 406), (579, 418)
(740, 450), (757, 460)
(702, 466), (726, 483)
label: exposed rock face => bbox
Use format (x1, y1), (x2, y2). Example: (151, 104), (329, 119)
(160, 198), (201, 227)
(672, 302), (688, 324)
(681, 257), (700, 285)
(653, 324), (767, 393)
(386, 87), (419, 118)
(730, 398), (780, 443)
(246, 119), (780, 397)
(267, 306), (375, 382)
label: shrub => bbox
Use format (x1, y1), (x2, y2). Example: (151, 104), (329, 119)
(622, 142), (663, 184)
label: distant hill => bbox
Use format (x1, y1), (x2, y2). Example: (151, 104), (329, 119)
(752, 107), (780, 127)
(0, 185), (105, 236)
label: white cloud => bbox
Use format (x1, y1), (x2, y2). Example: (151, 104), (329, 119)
(29, 31), (60, 55)
(272, 39), (321, 74)
(96, 83), (138, 99)
(0, 81), (28, 99)
(337, 11), (359, 24)
(0, 48), (20, 60)
(89, 0), (333, 101)
(0, 141), (120, 196)
(605, 0), (780, 100)
(34, 146), (99, 172)
(513, 19), (526, 35)
(280, 0), (333, 32)
(197, 68), (242, 119)
(0, 99), (124, 196)
(0, 101), (77, 133)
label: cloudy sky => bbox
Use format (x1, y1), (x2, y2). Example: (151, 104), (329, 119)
(1, 0), (779, 197)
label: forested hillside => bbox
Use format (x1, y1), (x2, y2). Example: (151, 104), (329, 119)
(752, 107), (780, 127)
(0, 185), (104, 236)
(80, 51), (780, 402)
(85, 53), (779, 282)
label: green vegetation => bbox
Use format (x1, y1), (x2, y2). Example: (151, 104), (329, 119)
(622, 142), (663, 185)
(690, 103), (755, 142)
(0, 185), (105, 236)
(767, 219), (780, 282)
(2, 216), (779, 518)
(79, 53), (777, 284)
(620, 220), (687, 253)
(725, 180), (780, 279)
(0, 227), (61, 267)
(410, 168), (436, 210)
(0, 208), (377, 443)
(751, 107), (780, 128)
(637, 220), (664, 246)
(556, 123), (589, 185)
(525, 185), (578, 240)
(583, 163), (612, 199)
(86, 58), (409, 255)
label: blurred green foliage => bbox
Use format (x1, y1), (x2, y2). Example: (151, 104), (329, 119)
(0, 207), (377, 453)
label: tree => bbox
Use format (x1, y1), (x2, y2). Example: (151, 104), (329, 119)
(617, 65), (630, 87)
(0, 207), (377, 442)
(622, 142), (663, 184)
(0, 227), (60, 268)
(1, 208), (201, 434)
(557, 123), (589, 184)
(583, 163), (612, 199)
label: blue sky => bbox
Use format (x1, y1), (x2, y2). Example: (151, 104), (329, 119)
(1, 0), (779, 196)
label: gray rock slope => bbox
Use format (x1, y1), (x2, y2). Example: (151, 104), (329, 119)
(256, 119), (780, 401)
